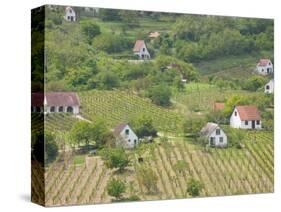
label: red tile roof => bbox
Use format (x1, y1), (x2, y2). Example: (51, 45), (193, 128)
(113, 123), (127, 136)
(257, 59), (271, 67)
(236, 105), (261, 121)
(31, 92), (80, 107)
(133, 40), (145, 52)
(214, 102), (225, 111)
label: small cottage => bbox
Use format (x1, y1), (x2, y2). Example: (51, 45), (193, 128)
(113, 123), (139, 149)
(264, 79), (274, 94)
(64, 6), (76, 22)
(256, 59), (273, 75)
(214, 102), (225, 111)
(200, 122), (227, 147)
(230, 105), (261, 129)
(31, 92), (80, 114)
(133, 40), (150, 60)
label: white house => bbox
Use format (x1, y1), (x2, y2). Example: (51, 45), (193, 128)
(32, 92), (80, 114)
(64, 6), (76, 22)
(113, 123), (139, 149)
(133, 40), (150, 60)
(256, 59), (273, 75)
(264, 79), (274, 94)
(230, 105), (261, 129)
(200, 122), (228, 147)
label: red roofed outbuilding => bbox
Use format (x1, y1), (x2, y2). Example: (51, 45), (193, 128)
(214, 102), (225, 111)
(230, 105), (261, 129)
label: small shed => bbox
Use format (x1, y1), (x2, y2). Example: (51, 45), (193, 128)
(256, 59), (273, 75)
(64, 6), (76, 22)
(113, 123), (139, 149)
(200, 122), (227, 147)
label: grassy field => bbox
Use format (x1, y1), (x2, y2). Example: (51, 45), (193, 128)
(31, 130), (273, 206)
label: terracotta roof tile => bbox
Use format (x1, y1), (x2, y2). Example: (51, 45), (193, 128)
(257, 59), (271, 67)
(214, 102), (225, 111)
(236, 105), (261, 121)
(133, 40), (145, 52)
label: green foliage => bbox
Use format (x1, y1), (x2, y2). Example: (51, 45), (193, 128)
(131, 115), (157, 138)
(174, 160), (189, 174)
(32, 131), (59, 165)
(92, 34), (132, 53)
(100, 148), (130, 171)
(80, 20), (101, 44)
(242, 76), (267, 91)
(147, 84), (172, 106)
(223, 95), (249, 118)
(183, 117), (205, 137)
(96, 71), (120, 90)
(136, 164), (158, 194)
(174, 15), (273, 62)
(186, 178), (204, 197)
(70, 120), (110, 148)
(119, 10), (139, 27)
(99, 9), (121, 21)
(224, 128), (246, 149)
(107, 178), (126, 200)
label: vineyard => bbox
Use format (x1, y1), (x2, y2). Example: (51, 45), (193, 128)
(32, 113), (79, 133)
(79, 90), (184, 132)
(31, 130), (273, 206)
(174, 83), (259, 114)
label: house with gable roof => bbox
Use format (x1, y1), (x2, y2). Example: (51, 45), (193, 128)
(64, 6), (76, 22)
(113, 123), (139, 149)
(200, 122), (227, 147)
(230, 105), (261, 129)
(256, 59), (273, 75)
(133, 40), (150, 60)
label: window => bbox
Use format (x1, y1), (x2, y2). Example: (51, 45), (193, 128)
(143, 48), (145, 51)
(245, 120), (248, 125)
(257, 120), (260, 125)
(234, 111), (237, 116)
(210, 137), (215, 146)
(59, 106), (64, 112)
(67, 106), (73, 113)
(262, 69), (264, 72)
(125, 129), (129, 135)
(216, 129), (220, 135)
(266, 85), (270, 90)
(128, 139), (131, 142)
(219, 137), (223, 143)
(50, 106), (55, 112)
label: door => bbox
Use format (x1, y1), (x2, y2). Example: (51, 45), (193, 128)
(210, 137), (215, 147)
(252, 120), (255, 129)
